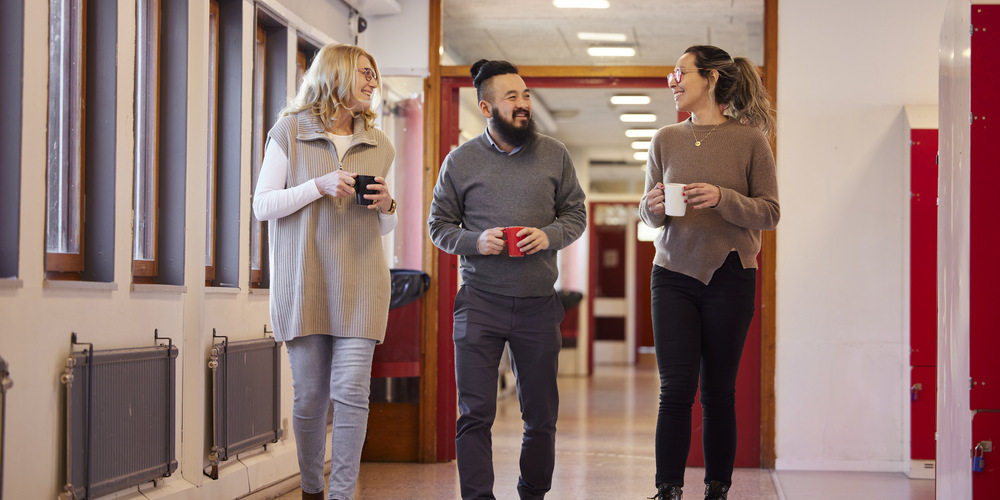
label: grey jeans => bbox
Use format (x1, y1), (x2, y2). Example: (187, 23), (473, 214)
(286, 334), (376, 500)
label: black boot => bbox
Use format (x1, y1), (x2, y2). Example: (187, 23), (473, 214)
(301, 490), (324, 500)
(649, 483), (683, 499)
(704, 480), (730, 500)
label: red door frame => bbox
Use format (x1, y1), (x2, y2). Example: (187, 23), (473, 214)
(435, 74), (764, 467)
(434, 75), (670, 461)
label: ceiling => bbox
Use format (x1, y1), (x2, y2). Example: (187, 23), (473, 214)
(440, 0), (765, 191)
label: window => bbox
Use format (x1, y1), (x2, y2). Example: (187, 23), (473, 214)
(249, 10), (288, 289)
(132, 0), (187, 287)
(205, 0), (220, 286)
(45, 0), (85, 277)
(0, 0), (25, 279)
(133, 0), (160, 284)
(46, 0), (117, 283)
(209, 0), (242, 288)
(249, 25), (266, 288)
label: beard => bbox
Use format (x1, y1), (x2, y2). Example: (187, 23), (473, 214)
(490, 107), (536, 147)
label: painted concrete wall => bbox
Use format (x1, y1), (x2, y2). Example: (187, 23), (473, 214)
(0, 0), (413, 498)
(775, 0), (946, 472)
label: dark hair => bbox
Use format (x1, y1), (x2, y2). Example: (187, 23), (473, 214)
(470, 59), (519, 102)
(684, 45), (774, 138)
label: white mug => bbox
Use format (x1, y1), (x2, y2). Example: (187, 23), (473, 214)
(662, 183), (687, 217)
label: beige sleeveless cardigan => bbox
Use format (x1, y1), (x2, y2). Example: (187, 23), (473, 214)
(265, 111), (396, 343)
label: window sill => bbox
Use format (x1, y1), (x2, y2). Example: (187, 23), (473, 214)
(0, 278), (23, 289)
(205, 286), (241, 295)
(131, 283), (188, 294)
(43, 280), (118, 291)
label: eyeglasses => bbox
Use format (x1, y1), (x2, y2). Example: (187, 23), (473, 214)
(357, 67), (377, 83)
(668, 67), (705, 84)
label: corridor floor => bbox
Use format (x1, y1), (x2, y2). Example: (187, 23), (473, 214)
(275, 361), (935, 500)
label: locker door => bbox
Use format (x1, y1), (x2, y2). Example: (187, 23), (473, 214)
(911, 366), (936, 461)
(972, 411), (1000, 498)
(909, 128), (937, 368)
(970, 4), (1000, 411)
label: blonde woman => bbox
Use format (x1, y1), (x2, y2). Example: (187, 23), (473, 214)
(252, 44), (396, 500)
(639, 45), (779, 500)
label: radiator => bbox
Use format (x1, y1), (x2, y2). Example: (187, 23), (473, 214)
(206, 332), (281, 479)
(1, 354), (10, 500)
(61, 334), (178, 499)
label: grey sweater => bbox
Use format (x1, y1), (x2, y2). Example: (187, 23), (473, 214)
(639, 118), (779, 284)
(428, 131), (587, 297)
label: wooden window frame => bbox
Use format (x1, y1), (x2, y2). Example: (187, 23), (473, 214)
(249, 24), (266, 288)
(132, 0), (161, 284)
(205, 0), (220, 286)
(45, 0), (86, 279)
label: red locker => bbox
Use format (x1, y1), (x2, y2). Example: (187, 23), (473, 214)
(970, 4), (1000, 411)
(972, 411), (1000, 498)
(909, 128), (937, 368)
(911, 366), (936, 461)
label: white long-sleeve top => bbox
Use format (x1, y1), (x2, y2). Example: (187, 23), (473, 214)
(253, 134), (397, 235)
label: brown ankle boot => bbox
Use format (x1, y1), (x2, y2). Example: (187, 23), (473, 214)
(301, 490), (324, 500)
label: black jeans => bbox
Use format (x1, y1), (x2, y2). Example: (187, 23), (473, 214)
(650, 252), (756, 487)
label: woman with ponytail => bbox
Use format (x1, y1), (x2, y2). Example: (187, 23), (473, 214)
(639, 45), (779, 500)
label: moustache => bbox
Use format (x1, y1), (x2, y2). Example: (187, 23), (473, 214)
(512, 109), (531, 120)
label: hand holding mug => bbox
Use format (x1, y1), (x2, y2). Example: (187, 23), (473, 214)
(315, 170), (357, 198)
(646, 183), (666, 215)
(478, 227), (505, 255)
(355, 175), (393, 212)
(684, 183), (721, 210)
(504, 227), (549, 256)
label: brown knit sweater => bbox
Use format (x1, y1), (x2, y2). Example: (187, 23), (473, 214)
(638, 117), (779, 284)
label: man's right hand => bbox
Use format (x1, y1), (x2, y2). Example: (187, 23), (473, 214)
(477, 228), (505, 255)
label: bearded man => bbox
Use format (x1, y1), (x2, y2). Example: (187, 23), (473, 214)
(427, 59), (587, 500)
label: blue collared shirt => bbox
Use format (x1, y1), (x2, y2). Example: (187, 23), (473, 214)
(485, 126), (522, 155)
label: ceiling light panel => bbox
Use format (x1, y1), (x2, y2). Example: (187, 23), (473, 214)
(625, 129), (658, 138)
(553, 0), (610, 8)
(631, 141), (651, 149)
(634, 151), (650, 161)
(620, 113), (657, 123)
(610, 95), (651, 105)
(587, 47), (636, 57)
(578, 32), (627, 42)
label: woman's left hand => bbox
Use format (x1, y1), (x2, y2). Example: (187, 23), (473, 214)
(365, 176), (394, 213)
(684, 183), (721, 210)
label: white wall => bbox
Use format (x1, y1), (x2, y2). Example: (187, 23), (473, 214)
(0, 0), (420, 498)
(775, 0), (946, 471)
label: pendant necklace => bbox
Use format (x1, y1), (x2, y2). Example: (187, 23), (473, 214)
(689, 120), (723, 147)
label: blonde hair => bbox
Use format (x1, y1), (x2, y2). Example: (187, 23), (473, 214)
(281, 43), (381, 130)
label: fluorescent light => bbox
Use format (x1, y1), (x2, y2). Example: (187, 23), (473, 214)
(631, 141), (651, 149)
(587, 47), (635, 57)
(554, 0), (609, 8)
(634, 151), (650, 161)
(578, 32), (627, 42)
(620, 113), (657, 123)
(610, 95), (650, 105)
(625, 128), (657, 138)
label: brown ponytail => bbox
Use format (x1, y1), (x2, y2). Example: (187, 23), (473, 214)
(685, 45), (774, 138)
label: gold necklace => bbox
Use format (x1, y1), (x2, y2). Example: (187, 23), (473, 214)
(689, 120), (723, 147)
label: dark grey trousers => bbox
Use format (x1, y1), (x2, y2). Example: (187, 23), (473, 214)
(452, 285), (564, 500)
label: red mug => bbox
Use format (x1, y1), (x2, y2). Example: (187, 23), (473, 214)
(503, 226), (525, 257)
